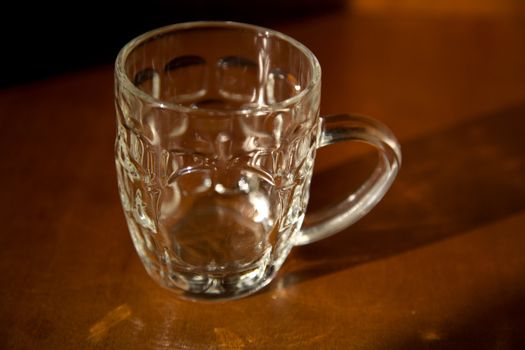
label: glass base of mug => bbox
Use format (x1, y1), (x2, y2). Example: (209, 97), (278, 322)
(143, 255), (280, 301)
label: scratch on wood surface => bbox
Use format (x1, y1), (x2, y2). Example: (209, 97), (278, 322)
(421, 329), (442, 342)
(301, 331), (333, 345)
(214, 327), (245, 349)
(282, 327), (335, 348)
(88, 304), (132, 343)
(130, 316), (145, 331)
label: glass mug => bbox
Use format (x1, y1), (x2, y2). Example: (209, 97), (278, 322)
(114, 22), (401, 300)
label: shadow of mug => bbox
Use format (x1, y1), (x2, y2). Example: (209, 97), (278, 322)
(276, 103), (525, 288)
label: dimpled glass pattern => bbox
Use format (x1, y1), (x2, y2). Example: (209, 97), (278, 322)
(115, 22), (321, 299)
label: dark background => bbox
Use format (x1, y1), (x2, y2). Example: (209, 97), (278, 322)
(1, 0), (344, 88)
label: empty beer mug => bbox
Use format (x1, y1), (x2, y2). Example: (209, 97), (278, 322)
(114, 22), (401, 300)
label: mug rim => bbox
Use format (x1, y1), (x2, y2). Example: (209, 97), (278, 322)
(115, 21), (321, 115)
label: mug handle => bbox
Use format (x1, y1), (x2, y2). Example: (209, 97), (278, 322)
(295, 114), (402, 245)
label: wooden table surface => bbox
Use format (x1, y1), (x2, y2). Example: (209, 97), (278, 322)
(2, 2), (525, 349)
